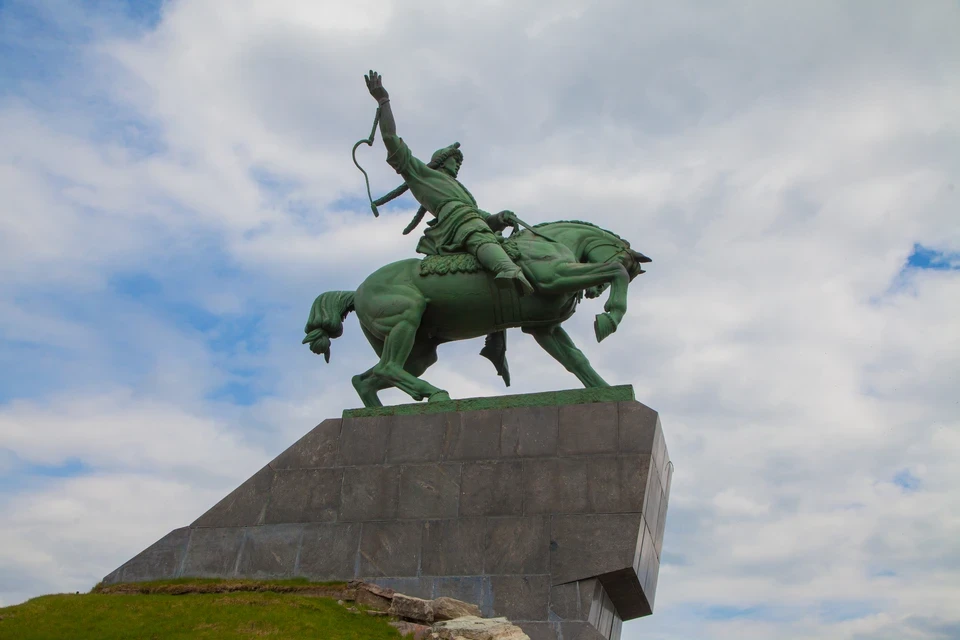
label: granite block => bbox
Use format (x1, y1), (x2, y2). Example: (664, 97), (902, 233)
(359, 521), (421, 577)
(559, 403), (618, 456)
(524, 457), (647, 515)
(580, 578), (601, 625)
(434, 577), (489, 617)
(642, 468), (662, 542)
(484, 517), (549, 574)
(617, 401), (658, 454)
(442, 409), (501, 461)
(460, 461), (523, 516)
(338, 416), (391, 466)
(113, 527), (190, 583)
(597, 586), (615, 639)
(559, 621), (607, 640)
(340, 465), (400, 521)
(297, 522), (362, 580)
(599, 567), (648, 620)
(263, 468), (342, 524)
(422, 519), (484, 576)
(550, 514), (642, 585)
(501, 406), (558, 458)
(644, 555), (660, 610)
(387, 413), (449, 463)
(656, 464), (673, 557)
(370, 577), (436, 600)
(491, 574), (550, 621)
(270, 419), (340, 469)
(236, 524), (302, 578)
(549, 582), (580, 620)
(192, 464), (274, 528)
(519, 621), (559, 640)
(398, 463), (461, 519)
(180, 527), (246, 578)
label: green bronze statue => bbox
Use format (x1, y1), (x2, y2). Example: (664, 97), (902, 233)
(303, 70), (652, 407)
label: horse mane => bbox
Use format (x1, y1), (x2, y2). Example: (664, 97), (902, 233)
(533, 219), (625, 241)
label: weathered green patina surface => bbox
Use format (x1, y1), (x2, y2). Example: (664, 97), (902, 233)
(343, 384), (636, 418)
(303, 71), (652, 408)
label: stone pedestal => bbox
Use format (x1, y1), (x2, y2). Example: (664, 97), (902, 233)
(103, 386), (672, 640)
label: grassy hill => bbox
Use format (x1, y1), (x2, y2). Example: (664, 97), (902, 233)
(0, 579), (408, 640)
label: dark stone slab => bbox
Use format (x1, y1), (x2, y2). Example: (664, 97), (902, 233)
(550, 514), (642, 585)
(559, 621), (608, 640)
(192, 464), (274, 528)
(596, 586), (616, 639)
(484, 517), (549, 574)
(297, 522), (361, 580)
(617, 401), (658, 454)
(422, 518), (485, 576)
(656, 464), (673, 557)
(549, 582), (580, 620)
(644, 554), (660, 610)
(434, 576), (489, 617)
(580, 578), (602, 624)
(236, 524), (302, 578)
(491, 574), (550, 621)
(442, 409), (501, 461)
(263, 468), (342, 524)
(270, 419), (340, 469)
(524, 457), (648, 516)
(180, 527), (246, 578)
(340, 465), (400, 521)
(642, 467), (663, 545)
(338, 416), (391, 466)
(559, 403), (618, 456)
(398, 463), (461, 519)
(359, 521), (421, 577)
(599, 566), (648, 620)
(518, 621), (559, 640)
(501, 406), (558, 458)
(387, 413), (449, 463)
(369, 577), (436, 600)
(460, 461), (523, 516)
(112, 527), (191, 583)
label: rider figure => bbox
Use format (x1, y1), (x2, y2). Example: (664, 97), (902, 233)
(365, 70), (534, 296)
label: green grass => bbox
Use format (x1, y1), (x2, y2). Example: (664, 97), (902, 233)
(0, 584), (405, 640)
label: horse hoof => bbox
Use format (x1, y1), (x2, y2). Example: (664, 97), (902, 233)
(594, 313), (617, 342)
(428, 391), (452, 403)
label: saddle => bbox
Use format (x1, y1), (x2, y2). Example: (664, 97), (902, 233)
(419, 239), (521, 277)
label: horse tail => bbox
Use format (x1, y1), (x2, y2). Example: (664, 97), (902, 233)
(302, 291), (355, 363)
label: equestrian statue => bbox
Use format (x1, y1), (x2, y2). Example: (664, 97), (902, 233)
(303, 70), (651, 407)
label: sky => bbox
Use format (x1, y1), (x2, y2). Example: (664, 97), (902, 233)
(0, 0), (958, 638)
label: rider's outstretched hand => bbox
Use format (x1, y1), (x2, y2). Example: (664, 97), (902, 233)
(365, 70), (389, 103)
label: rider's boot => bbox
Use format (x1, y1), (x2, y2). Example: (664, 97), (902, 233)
(476, 243), (534, 296)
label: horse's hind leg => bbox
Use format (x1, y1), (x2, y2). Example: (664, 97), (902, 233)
(366, 294), (448, 403)
(523, 324), (610, 388)
(353, 332), (441, 407)
(352, 326), (386, 407)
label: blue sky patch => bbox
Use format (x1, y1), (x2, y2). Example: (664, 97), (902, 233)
(893, 468), (921, 492)
(905, 244), (960, 271)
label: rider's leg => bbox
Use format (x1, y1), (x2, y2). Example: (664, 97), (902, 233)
(472, 237), (534, 296)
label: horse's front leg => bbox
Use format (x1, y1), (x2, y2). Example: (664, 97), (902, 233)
(533, 261), (629, 342)
(523, 324), (610, 388)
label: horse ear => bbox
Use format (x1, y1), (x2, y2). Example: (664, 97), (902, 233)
(632, 250), (652, 263)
